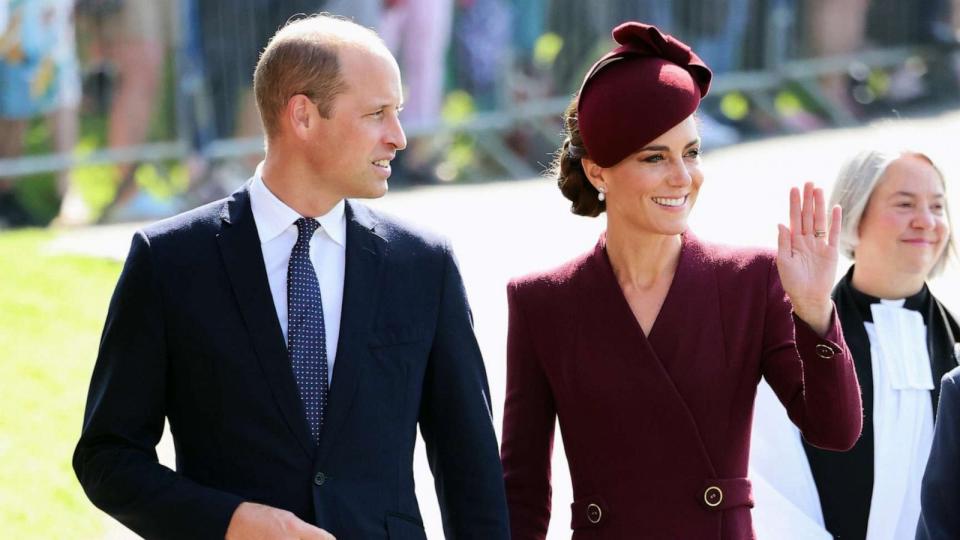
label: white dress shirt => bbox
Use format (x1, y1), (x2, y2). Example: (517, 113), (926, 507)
(249, 167), (345, 385)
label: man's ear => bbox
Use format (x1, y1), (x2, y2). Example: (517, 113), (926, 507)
(286, 94), (315, 140)
(581, 157), (607, 193)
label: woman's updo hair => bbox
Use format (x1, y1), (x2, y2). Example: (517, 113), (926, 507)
(554, 97), (605, 217)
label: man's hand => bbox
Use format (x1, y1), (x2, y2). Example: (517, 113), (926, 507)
(226, 502), (335, 540)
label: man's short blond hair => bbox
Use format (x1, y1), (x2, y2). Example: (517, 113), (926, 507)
(253, 14), (386, 138)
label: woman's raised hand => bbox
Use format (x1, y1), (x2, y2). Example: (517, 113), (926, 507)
(776, 182), (842, 336)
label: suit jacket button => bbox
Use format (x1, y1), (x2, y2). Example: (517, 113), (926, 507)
(314, 472), (326, 486)
(586, 503), (602, 524)
(815, 344), (835, 359)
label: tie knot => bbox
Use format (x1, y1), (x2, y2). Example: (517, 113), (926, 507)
(295, 218), (320, 241)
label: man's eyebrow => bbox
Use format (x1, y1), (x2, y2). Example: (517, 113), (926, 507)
(369, 101), (403, 110)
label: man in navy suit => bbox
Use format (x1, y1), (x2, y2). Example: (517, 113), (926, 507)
(917, 364), (960, 540)
(73, 15), (509, 540)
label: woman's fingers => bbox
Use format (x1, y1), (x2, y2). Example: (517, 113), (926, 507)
(813, 187), (827, 240)
(777, 223), (792, 260)
(801, 182), (814, 235)
(828, 205), (842, 248)
(789, 187), (801, 233)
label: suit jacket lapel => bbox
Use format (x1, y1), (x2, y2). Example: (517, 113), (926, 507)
(216, 184), (315, 459)
(316, 200), (386, 464)
(928, 295), (960, 416)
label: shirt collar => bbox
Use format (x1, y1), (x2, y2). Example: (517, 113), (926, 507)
(249, 162), (347, 247)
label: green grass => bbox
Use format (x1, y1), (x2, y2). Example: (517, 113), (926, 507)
(0, 229), (123, 538)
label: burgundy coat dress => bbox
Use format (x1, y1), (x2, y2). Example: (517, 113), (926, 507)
(501, 232), (863, 539)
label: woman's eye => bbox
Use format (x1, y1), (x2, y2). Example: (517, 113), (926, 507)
(685, 148), (701, 158)
(643, 154), (664, 163)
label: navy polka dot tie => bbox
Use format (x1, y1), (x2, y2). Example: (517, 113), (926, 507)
(287, 218), (328, 445)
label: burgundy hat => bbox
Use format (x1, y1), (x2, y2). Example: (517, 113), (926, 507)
(577, 22), (712, 167)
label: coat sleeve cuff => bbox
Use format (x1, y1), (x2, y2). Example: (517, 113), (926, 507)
(792, 304), (844, 360)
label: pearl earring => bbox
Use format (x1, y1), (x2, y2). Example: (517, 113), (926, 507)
(598, 189), (606, 202)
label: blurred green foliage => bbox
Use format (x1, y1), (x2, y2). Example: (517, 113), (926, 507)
(0, 229), (121, 538)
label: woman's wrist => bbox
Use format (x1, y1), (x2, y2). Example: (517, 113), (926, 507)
(792, 299), (833, 337)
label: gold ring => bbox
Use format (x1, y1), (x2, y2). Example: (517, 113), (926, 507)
(814, 230), (827, 238)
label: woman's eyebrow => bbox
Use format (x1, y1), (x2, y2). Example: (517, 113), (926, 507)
(637, 139), (699, 152)
(888, 191), (945, 198)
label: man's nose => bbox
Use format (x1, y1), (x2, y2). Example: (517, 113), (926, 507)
(387, 113), (407, 151)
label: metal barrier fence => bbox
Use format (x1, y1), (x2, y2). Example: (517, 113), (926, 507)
(0, 0), (957, 223)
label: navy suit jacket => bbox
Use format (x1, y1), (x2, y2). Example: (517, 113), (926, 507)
(917, 365), (960, 540)
(73, 184), (509, 539)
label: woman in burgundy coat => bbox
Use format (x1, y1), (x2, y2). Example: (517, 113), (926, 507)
(500, 22), (864, 539)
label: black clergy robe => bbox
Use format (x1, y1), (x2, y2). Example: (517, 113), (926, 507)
(804, 266), (960, 540)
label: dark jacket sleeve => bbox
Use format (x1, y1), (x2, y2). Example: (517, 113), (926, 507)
(760, 257), (863, 451)
(418, 243), (510, 539)
(500, 280), (557, 540)
(917, 371), (960, 540)
(72, 232), (244, 539)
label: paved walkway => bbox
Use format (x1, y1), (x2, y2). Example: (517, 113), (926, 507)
(56, 107), (960, 539)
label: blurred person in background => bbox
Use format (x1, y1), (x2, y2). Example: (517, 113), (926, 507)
(197, 0), (324, 143)
(917, 364), (960, 540)
(193, 0), (323, 192)
(323, 0), (379, 28)
(452, 0), (511, 111)
(74, 0), (176, 222)
(500, 21), (862, 539)
(804, 0), (958, 115)
(751, 149), (959, 540)
(952, 0), (960, 88)
(0, 0), (83, 226)
(806, 0), (871, 116)
(378, 0), (454, 183)
(674, 0), (744, 146)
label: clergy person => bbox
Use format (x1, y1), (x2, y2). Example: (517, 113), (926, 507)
(751, 149), (959, 540)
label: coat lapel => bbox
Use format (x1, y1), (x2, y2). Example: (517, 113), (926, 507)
(216, 184), (316, 459)
(316, 200), (386, 464)
(575, 232), (718, 476)
(647, 232), (726, 379)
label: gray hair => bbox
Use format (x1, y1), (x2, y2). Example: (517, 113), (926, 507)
(828, 149), (955, 277)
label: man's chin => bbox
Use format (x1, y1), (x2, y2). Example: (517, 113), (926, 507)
(350, 180), (389, 200)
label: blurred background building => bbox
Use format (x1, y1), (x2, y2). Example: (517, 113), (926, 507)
(1, 0), (959, 227)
